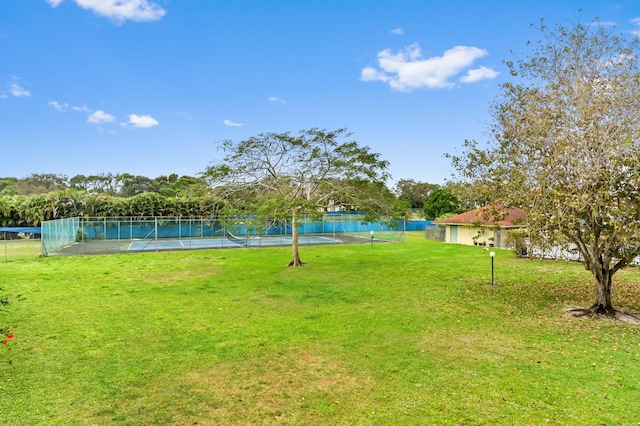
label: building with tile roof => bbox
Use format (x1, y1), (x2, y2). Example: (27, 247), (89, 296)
(434, 206), (527, 248)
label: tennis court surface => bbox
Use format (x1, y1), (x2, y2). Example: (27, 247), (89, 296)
(53, 233), (359, 255)
(128, 235), (342, 251)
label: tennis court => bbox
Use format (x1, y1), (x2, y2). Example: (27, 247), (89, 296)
(127, 234), (343, 251)
(43, 216), (405, 255)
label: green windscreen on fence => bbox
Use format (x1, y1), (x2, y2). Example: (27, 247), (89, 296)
(41, 217), (79, 256)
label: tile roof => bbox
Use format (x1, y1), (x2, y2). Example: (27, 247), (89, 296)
(434, 206), (527, 227)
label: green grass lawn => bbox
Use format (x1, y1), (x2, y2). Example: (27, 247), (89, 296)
(2, 234), (640, 425)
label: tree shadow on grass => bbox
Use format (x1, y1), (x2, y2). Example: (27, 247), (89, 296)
(565, 307), (640, 325)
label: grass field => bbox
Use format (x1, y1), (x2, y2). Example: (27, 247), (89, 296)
(2, 234), (640, 425)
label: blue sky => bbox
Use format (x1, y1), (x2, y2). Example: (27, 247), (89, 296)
(2, 1), (640, 185)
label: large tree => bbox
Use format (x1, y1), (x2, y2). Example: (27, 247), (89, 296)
(0, 178), (18, 196)
(394, 179), (435, 209)
(70, 173), (121, 195)
(15, 173), (69, 195)
(449, 18), (640, 318)
(118, 173), (159, 197)
(423, 186), (461, 220)
(203, 128), (395, 266)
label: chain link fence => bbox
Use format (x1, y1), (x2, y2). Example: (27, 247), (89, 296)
(41, 214), (406, 255)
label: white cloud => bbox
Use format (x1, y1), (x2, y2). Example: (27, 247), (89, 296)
(460, 66), (500, 83)
(126, 113), (158, 128)
(47, 0), (166, 23)
(269, 96), (287, 104)
(361, 43), (498, 91)
(223, 119), (243, 127)
(49, 102), (161, 130)
(49, 101), (95, 113)
(10, 83), (30, 97)
(178, 111), (192, 120)
(2, 76), (31, 98)
(71, 104), (91, 112)
(87, 110), (116, 124)
(48, 100), (69, 110)
(390, 27), (404, 35)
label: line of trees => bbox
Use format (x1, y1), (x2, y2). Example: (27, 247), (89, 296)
(0, 173), (207, 198)
(1, 172), (462, 228)
(0, 191), (224, 227)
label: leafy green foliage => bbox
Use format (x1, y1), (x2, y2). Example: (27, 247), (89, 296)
(118, 174), (158, 197)
(394, 179), (435, 209)
(0, 178), (18, 196)
(423, 186), (461, 220)
(13, 173), (69, 195)
(0, 192), (224, 226)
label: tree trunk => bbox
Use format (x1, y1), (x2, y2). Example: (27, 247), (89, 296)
(590, 264), (616, 316)
(288, 206), (304, 267)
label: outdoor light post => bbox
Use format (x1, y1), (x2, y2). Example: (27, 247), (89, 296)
(490, 251), (496, 287)
(370, 230), (374, 248)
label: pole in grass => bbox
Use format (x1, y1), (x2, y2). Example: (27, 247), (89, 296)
(370, 230), (374, 248)
(490, 251), (496, 287)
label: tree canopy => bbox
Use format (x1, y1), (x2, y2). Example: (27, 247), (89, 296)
(422, 186), (461, 220)
(203, 128), (398, 266)
(394, 179), (435, 209)
(449, 18), (640, 318)
(1, 173), (207, 197)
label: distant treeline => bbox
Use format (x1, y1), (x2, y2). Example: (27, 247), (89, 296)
(0, 173), (222, 227)
(0, 191), (224, 227)
(0, 173), (207, 198)
(0, 174), (463, 227)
